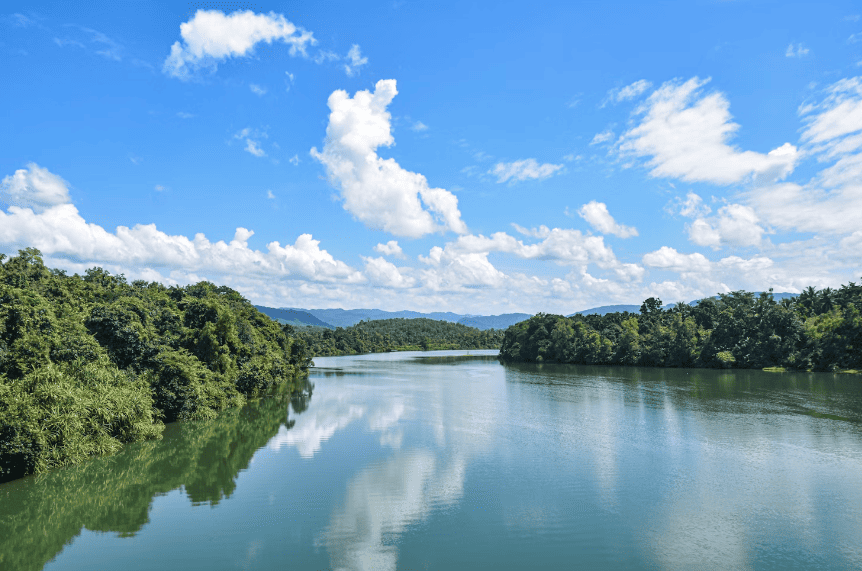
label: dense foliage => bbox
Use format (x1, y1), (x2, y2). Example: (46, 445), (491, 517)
(0, 379), (310, 571)
(291, 317), (504, 356)
(0, 248), (312, 482)
(499, 285), (862, 372)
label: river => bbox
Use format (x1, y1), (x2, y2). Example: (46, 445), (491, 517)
(2, 350), (861, 570)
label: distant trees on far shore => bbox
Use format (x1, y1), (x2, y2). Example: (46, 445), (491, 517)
(291, 318), (504, 356)
(499, 284), (862, 372)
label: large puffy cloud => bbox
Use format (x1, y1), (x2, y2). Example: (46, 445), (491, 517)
(373, 240), (404, 258)
(0, 163), (71, 212)
(311, 80), (467, 238)
(642, 247), (711, 273)
(0, 165), (360, 283)
(638, 243), (857, 304)
(687, 204), (767, 250)
(363, 256), (415, 288)
(163, 10), (316, 80)
(617, 77), (798, 184)
(419, 246), (507, 290)
(456, 227), (624, 270)
(577, 201), (638, 238)
(419, 226), (645, 291)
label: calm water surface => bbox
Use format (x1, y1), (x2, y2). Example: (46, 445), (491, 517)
(2, 350), (862, 570)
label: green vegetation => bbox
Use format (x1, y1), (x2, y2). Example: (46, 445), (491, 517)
(0, 378), (309, 571)
(500, 285), (862, 372)
(0, 248), (312, 482)
(290, 317), (504, 356)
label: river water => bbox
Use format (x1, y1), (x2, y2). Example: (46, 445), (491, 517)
(2, 350), (862, 570)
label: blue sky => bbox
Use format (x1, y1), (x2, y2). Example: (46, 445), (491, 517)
(2, 0), (862, 314)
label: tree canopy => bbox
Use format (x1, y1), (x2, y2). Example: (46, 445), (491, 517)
(0, 248), (311, 482)
(499, 286), (862, 372)
(292, 317), (504, 356)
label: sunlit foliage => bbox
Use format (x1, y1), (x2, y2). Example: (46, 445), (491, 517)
(0, 249), (311, 481)
(500, 286), (862, 372)
(291, 317), (504, 356)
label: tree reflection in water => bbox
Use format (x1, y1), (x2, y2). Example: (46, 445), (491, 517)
(0, 377), (312, 571)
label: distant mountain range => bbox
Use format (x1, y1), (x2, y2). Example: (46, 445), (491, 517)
(255, 292), (801, 331)
(253, 306), (531, 330)
(252, 306), (334, 329)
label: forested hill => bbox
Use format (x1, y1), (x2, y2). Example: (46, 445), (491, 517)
(280, 307), (530, 330)
(0, 248), (312, 482)
(253, 306), (334, 329)
(500, 286), (862, 372)
(291, 318), (505, 356)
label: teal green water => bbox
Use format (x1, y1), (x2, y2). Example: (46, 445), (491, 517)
(2, 350), (862, 570)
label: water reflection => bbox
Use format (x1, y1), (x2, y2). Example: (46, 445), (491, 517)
(307, 351), (503, 570)
(0, 380), (308, 571)
(503, 362), (862, 569)
(5, 352), (862, 570)
(316, 451), (466, 571)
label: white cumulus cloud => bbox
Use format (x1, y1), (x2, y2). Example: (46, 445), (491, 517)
(577, 201), (638, 238)
(0, 163), (72, 212)
(363, 256), (415, 288)
(163, 10), (316, 80)
(688, 204), (767, 250)
(310, 80), (467, 238)
(642, 246), (711, 273)
(667, 192), (712, 218)
(0, 165), (361, 284)
(374, 240), (404, 258)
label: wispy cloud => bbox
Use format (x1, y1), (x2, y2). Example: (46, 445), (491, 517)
(250, 83), (267, 96)
(490, 159), (563, 183)
(53, 25), (124, 61)
(163, 10), (316, 80)
(344, 44), (368, 76)
(234, 127), (267, 157)
(602, 79), (652, 107)
(590, 130), (614, 145)
(785, 43), (810, 57)
(616, 76), (798, 185)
